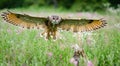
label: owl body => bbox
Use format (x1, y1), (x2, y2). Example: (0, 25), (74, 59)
(43, 15), (61, 39)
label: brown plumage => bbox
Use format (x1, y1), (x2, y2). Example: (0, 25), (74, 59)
(1, 10), (107, 39)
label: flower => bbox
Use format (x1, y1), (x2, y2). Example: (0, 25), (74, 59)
(70, 58), (78, 66)
(87, 60), (94, 66)
(7, 28), (12, 33)
(15, 29), (24, 34)
(47, 52), (53, 57)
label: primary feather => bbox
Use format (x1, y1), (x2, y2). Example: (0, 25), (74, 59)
(1, 11), (47, 29)
(59, 18), (106, 32)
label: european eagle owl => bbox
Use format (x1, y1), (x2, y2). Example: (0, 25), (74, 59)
(1, 10), (107, 40)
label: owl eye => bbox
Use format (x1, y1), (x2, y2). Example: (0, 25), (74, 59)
(53, 17), (55, 19)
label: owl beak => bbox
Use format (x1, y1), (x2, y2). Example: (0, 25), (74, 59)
(55, 20), (57, 22)
(52, 21), (56, 25)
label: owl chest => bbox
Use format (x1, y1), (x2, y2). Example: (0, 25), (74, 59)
(47, 22), (57, 31)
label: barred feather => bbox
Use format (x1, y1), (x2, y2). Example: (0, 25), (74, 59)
(59, 18), (106, 32)
(1, 11), (47, 29)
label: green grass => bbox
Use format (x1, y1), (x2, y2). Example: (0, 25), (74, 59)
(0, 7), (120, 66)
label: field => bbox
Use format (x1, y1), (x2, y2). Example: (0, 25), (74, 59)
(0, 7), (120, 66)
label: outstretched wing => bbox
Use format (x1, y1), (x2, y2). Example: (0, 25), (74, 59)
(1, 11), (47, 29)
(59, 18), (106, 32)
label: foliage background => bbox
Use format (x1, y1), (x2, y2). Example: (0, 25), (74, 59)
(0, 0), (120, 11)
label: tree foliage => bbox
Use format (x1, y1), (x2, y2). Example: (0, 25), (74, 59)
(0, 0), (120, 11)
(109, 0), (120, 8)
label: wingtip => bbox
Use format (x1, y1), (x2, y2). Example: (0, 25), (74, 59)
(85, 18), (107, 32)
(1, 12), (7, 18)
(100, 18), (107, 27)
(1, 10), (10, 17)
(100, 18), (106, 22)
(1, 11), (12, 24)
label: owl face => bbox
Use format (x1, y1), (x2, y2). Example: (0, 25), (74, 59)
(48, 15), (62, 24)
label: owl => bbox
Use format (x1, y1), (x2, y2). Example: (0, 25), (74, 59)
(1, 10), (106, 39)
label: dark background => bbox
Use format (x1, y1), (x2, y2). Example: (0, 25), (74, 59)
(0, 0), (120, 11)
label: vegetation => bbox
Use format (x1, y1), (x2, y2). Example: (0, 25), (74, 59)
(0, 0), (120, 11)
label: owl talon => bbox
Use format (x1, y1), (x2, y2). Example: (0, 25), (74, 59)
(45, 38), (48, 41)
(53, 39), (57, 41)
(40, 33), (44, 37)
(46, 35), (50, 40)
(53, 36), (56, 40)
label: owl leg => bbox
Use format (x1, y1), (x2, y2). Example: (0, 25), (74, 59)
(52, 31), (57, 40)
(41, 30), (47, 37)
(46, 29), (50, 39)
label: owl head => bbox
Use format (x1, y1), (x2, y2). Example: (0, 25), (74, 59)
(48, 15), (62, 24)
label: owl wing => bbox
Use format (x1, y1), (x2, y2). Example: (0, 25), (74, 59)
(1, 11), (47, 29)
(58, 18), (106, 32)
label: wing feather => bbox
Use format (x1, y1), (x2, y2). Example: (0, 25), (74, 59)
(59, 18), (106, 32)
(1, 11), (47, 29)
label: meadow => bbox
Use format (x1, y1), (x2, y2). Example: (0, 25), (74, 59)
(0, 7), (120, 66)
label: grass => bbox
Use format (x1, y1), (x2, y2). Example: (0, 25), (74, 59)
(0, 7), (120, 66)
